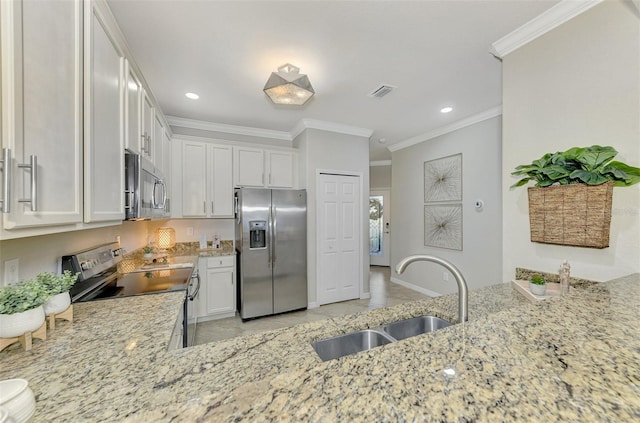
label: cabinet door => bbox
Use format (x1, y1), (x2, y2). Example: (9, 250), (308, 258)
(1, 0), (83, 228)
(205, 267), (235, 315)
(234, 147), (265, 187)
(153, 114), (164, 173)
(140, 90), (154, 163)
(209, 145), (233, 217)
(162, 129), (171, 215)
(181, 141), (207, 217)
(267, 151), (294, 188)
(124, 61), (142, 154)
(84, 5), (125, 222)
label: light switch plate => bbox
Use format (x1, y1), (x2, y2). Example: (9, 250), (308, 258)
(4, 258), (19, 285)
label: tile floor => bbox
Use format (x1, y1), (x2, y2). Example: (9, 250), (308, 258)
(194, 266), (430, 345)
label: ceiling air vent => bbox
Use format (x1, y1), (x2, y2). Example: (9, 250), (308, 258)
(368, 84), (396, 98)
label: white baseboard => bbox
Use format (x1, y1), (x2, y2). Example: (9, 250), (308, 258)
(307, 302), (319, 309)
(390, 277), (442, 297)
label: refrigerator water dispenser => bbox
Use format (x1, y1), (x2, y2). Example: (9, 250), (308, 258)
(249, 221), (267, 248)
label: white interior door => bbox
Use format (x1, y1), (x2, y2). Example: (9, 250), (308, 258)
(318, 173), (361, 305)
(370, 190), (391, 266)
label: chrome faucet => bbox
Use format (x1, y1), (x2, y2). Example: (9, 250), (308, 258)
(395, 255), (469, 323)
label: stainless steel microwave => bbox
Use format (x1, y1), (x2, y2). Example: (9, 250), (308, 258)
(124, 151), (168, 220)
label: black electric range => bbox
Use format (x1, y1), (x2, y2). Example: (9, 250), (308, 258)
(62, 243), (199, 348)
(62, 243), (193, 303)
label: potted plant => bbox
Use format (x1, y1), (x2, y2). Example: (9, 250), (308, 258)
(143, 245), (153, 259)
(0, 280), (48, 339)
(39, 271), (78, 316)
(511, 145), (640, 248)
(529, 274), (547, 296)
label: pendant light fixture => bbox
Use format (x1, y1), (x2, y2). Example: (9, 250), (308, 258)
(263, 63), (315, 105)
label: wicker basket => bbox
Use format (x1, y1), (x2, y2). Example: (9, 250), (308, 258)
(527, 181), (613, 249)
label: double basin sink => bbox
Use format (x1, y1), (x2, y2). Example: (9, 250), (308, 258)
(312, 315), (452, 361)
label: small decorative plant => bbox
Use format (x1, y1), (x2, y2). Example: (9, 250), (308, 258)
(37, 271), (78, 296)
(529, 274), (547, 296)
(143, 246), (153, 254)
(530, 274), (546, 285)
(0, 279), (50, 315)
(511, 145), (640, 188)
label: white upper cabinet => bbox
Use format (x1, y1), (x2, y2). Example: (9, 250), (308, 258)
(161, 128), (171, 215)
(140, 90), (154, 164)
(234, 147), (264, 187)
(209, 145), (233, 217)
(83, 2), (125, 223)
(153, 113), (165, 173)
(234, 146), (295, 188)
(0, 0), (83, 229)
(267, 151), (294, 188)
(124, 61), (142, 155)
(180, 141), (233, 218)
(181, 141), (207, 217)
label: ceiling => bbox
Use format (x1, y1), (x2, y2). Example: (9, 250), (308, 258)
(107, 0), (559, 161)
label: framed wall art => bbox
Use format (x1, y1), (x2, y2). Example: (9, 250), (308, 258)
(424, 153), (462, 203)
(424, 204), (462, 251)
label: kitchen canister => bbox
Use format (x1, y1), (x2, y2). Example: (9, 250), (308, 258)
(0, 379), (36, 423)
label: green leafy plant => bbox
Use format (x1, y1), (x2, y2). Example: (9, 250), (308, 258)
(511, 145), (640, 188)
(530, 274), (546, 286)
(0, 279), (50, 315)
(37, 271), (78, 296)
(143, 246), (153, 254)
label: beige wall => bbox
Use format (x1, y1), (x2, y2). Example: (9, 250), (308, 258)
(0, 221), (148, 284)
(299, 128), (370, 306)
(370, 165), (391, 189)
(502, 0), (640, 281)
(391, 116), (503, 294)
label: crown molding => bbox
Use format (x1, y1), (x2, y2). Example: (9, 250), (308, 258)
(291, 118), (374, 140)
(388, 106), (502, 153)
(166, 116), (292, 141)
(370, 160), (392, 167)
(167, 116), (374, 143)
(490, 0), (603, 58)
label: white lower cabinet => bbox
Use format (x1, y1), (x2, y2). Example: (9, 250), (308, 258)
(195, 256), (236, 321)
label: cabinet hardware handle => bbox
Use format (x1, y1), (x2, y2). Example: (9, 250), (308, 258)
(17, 155), (37, 211)
(269, 173), (271, 185)
(211, 201), (214, 214)
(141, 133), (147, 153)
(0, 148), (11, 213)
(203, 201), (206, 214)
(124, 190), (134, 210)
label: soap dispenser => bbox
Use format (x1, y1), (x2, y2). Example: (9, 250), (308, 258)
(559, 260), (570, 294)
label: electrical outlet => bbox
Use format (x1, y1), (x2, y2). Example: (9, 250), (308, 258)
(186, 227), (194, 236)
(4, 259), (19, 285)
(443, 271), (449, 282)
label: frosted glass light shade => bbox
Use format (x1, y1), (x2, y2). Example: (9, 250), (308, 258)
(155, 227), (176, 249)
(263, 63), (314, 105)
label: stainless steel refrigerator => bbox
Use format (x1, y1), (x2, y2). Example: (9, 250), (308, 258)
(235, 188), (307, 320)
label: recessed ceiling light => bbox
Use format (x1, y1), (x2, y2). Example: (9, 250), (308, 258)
(185, 92), (199, 100)
(378, 138), (387, 144)
(441, 106), (453, 114)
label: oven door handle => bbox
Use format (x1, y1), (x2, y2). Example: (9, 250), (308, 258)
(189, 270), (200, 300)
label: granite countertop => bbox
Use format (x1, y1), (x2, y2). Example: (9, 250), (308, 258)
(1, 273), (638, 422)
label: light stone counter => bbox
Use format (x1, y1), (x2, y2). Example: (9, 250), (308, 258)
(1, 274), (638, 422)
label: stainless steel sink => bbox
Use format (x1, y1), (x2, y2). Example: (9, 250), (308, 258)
(382, 316), (452, 341)
(312, 329), (395, 361)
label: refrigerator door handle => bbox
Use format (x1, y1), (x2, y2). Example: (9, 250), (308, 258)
(272, 206), (277, 264)
(268, 203), (273, 268)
